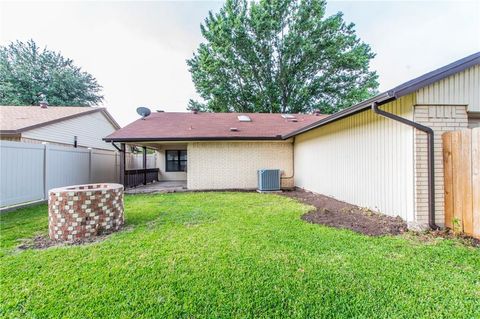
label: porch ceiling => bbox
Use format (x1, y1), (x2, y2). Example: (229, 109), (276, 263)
(125, 141), (188, 151)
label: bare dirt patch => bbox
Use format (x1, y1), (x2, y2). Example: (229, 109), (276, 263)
(281, 189), (408, 236)
(405, 230), (480, 248)
(18, 234), (109, 250)
(17, 227), (133, 250)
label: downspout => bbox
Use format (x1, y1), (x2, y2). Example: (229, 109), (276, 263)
(372, 101), (438, 230)
(111, 142), (123, 153)
(111, 142), (126, 187)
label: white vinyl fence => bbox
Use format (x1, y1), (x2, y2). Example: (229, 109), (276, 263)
(126, 153), (156, 169)
(0, 140), (119, 207)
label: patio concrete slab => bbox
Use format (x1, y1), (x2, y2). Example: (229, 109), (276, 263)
(125, 181), (187, 194)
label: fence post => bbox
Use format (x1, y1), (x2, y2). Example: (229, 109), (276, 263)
(43, 143), (48, 200)
(120, 143), (126, 186)
(143, 146), (147, 185)
(88, 148), (93, 183)
(115, 151), (118, 183)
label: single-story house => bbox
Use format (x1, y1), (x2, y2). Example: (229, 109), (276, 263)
(0, 105), (120, 151)
(105, 112), (324, 188)
(105, 52), (480, 229)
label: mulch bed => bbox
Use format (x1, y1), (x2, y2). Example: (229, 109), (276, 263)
(281, 189), (408, 236)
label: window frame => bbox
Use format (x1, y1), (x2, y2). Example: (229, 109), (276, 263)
(165, 150), (187, 172)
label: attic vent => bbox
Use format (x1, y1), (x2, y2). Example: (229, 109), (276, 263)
(230, 127), (239, 132)
(281, 114), (296, 119)
(237, 115), (251, 122)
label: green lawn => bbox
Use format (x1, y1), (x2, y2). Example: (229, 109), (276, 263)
(1, 193), (479, 318)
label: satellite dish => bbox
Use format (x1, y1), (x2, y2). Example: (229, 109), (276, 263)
(136, 107), (151, 120)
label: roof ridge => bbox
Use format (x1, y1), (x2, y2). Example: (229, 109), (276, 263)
(0, 106), (111, 134)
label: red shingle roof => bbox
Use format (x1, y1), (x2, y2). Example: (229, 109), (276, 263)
(104, 112), (326, 142)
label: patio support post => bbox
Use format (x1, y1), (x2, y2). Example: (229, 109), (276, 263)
(120, 143), (126, 187)
(143, 146), (147, 185)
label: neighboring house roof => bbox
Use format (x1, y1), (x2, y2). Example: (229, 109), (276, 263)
(284, 51), (480, 138)
(104, 112), (326, 142)
(0, 106), (120, 135)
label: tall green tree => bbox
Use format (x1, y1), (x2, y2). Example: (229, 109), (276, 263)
(0, 40), (103, 106)
(188, 0), (378, 114)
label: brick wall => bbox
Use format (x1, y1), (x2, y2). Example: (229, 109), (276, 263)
(187, 141), (293, 190)
(413, 105), (469, 227)
(48, 183), (124, 241)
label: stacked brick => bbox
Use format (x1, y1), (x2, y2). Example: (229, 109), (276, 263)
(48, 183), (124, 241)
(413, 105), (469, 227)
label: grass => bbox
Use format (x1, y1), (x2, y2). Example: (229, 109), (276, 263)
(0, 192), (479, 318)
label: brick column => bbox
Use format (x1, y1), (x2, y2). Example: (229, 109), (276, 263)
(413, 105), (468, 227)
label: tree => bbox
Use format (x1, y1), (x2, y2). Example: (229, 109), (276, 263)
(187, 0), (378, 114)
(0, 40), (103, 106)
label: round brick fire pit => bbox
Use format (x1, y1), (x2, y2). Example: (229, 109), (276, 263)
(48, 183), (124, 241)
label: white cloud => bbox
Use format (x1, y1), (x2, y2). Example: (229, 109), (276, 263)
(1, 1), (479, 126)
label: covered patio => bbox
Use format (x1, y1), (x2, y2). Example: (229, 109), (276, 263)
(112, 142), (188, 190)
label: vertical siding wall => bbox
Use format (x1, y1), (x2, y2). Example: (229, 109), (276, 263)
(188, 141), (293, 190)
(294, 95), (415, 221)
(416, 64), (480, 111)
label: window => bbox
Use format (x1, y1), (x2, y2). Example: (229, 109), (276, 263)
(165, 150), (187, 172)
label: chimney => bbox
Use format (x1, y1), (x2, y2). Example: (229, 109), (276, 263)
(39, 94), (48, 108)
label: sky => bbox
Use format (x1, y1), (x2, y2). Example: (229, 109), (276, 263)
(0, 1), (479, 126)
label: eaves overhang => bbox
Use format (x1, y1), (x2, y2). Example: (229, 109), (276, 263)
(282, 51), (480, 139)
(103, 135), (284, 143)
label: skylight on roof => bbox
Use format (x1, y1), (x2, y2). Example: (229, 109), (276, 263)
(238, 115), (251, 122)
(281, 114), (296, 119)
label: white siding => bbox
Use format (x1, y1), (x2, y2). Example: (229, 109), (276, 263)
(294, 95), (415, 221)
(416, 64), (480, 111)
(22, 111), (117, 151)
